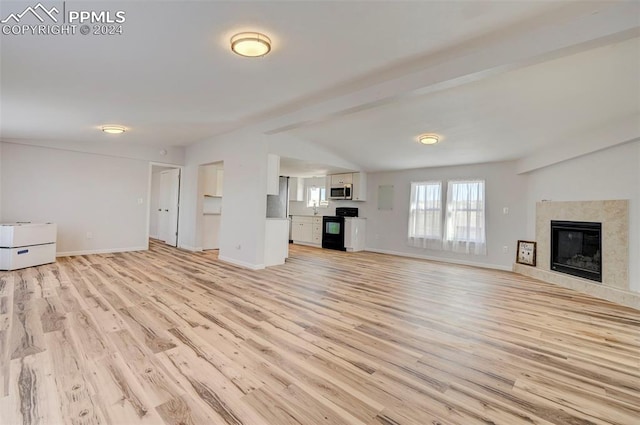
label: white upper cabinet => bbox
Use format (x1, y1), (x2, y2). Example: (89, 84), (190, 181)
(327, 172), (367, 201)
(331, 173), (353, 186)
(267, 154), (280, 195)
(289, 177), (304, 201)
(352, 172), (367, 201)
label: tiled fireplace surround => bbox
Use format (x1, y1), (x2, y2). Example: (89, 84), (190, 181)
(514, 200), (640, 310)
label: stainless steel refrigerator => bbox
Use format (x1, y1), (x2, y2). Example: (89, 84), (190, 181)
(266, 176), (289, 218)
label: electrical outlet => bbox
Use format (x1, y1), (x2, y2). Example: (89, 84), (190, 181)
(137, 197), (144, 205)
(86, 232), (93, 239)
(503, 207), (509, 215)
(502, 245), (508, 253)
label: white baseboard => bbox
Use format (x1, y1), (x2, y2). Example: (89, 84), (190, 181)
(364, 248), (512, 272)
(218, 255), (265, 270)
(291, 241), (322, 248)
(57, 246), (147, 257)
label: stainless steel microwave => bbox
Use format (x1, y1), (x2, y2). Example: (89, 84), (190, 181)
(330, 184), (352, 200)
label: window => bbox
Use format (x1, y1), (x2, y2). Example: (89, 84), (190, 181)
(408, 181), (443, 249)
(307, 186), (328, 208)
(444, 180), (486, 255)
(407, 179), (486, 255)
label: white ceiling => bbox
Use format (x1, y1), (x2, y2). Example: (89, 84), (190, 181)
(289, 37), (640, 171)
(1, 1), (639, 172)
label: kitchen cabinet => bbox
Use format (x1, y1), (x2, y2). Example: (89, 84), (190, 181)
(289, 177), (304, 202)
(352, 172), (367, 201)
(331, 173), (353, 186)
(291, 216), (322, 246)
(344, 218), (366, 252)
(312, 217), (322, 245)
(267, 154), (280, 195)
(327, 172), (366, 201)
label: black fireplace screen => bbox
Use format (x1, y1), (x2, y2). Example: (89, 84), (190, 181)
(550, 221), (602, 282)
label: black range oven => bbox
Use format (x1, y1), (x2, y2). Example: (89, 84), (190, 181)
(322, 207), (358, 251)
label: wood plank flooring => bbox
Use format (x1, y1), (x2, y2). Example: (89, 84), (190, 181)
(1, 240), (639, 425)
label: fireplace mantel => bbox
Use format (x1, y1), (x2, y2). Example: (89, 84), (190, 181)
(514, 200), (638, 310)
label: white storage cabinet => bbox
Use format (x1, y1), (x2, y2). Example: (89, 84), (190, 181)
(344, 218), (366, 252)
(291, 216), (322, 246)
(0, 223), (57, 271)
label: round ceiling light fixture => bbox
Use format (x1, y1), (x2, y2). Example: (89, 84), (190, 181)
(230, 32), (271, 57)
(101, 125), (126, 134)
(418, 134), (439, 145)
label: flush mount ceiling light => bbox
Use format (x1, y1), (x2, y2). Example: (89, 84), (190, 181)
(418, 134), (439, 145)
(101, 125), (126, 134)
(230, 32), (271, 57)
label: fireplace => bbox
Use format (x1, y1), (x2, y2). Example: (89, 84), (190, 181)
(551, 220), (602, 282)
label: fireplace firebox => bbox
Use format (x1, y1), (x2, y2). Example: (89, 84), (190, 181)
(550, 220), (602, 282)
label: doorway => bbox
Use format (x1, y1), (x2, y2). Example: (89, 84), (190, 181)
(149, 164), (181, 247)
(199, 162), (223, 250)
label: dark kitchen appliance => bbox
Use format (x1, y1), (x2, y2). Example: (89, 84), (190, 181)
(322, 207), (358, 251)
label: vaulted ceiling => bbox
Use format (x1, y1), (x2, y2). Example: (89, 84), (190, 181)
(1, 1), (638, 171)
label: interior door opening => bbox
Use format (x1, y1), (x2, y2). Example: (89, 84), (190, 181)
(199, 161), (224, 251)
(149, 164), (181, 248)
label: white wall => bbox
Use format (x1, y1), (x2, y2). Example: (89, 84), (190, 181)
(1, 142), (154, 254)
(1, 138), (184, 165)
(268, 133), (361, 171)
(181, 131), (269, 269)
(524, 141), (640, 293)
(361, 160), (527, 270)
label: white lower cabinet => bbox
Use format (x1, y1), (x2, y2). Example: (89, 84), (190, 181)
(344, 218), (366, 252)
(291, 216), (322, 246)
(312, 221), (322, 245)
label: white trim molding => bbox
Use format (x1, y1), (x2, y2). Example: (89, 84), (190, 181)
(365, 248), (512, 272)
(218, 255), (265, 271)
(56, 246), (147, 257)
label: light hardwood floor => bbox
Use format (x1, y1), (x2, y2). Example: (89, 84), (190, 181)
(1, 240), (639, 425)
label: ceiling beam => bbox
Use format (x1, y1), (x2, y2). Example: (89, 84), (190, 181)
(227, 1), (639, 138)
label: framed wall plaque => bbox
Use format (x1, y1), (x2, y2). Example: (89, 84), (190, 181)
(516, 240), (537, 266)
